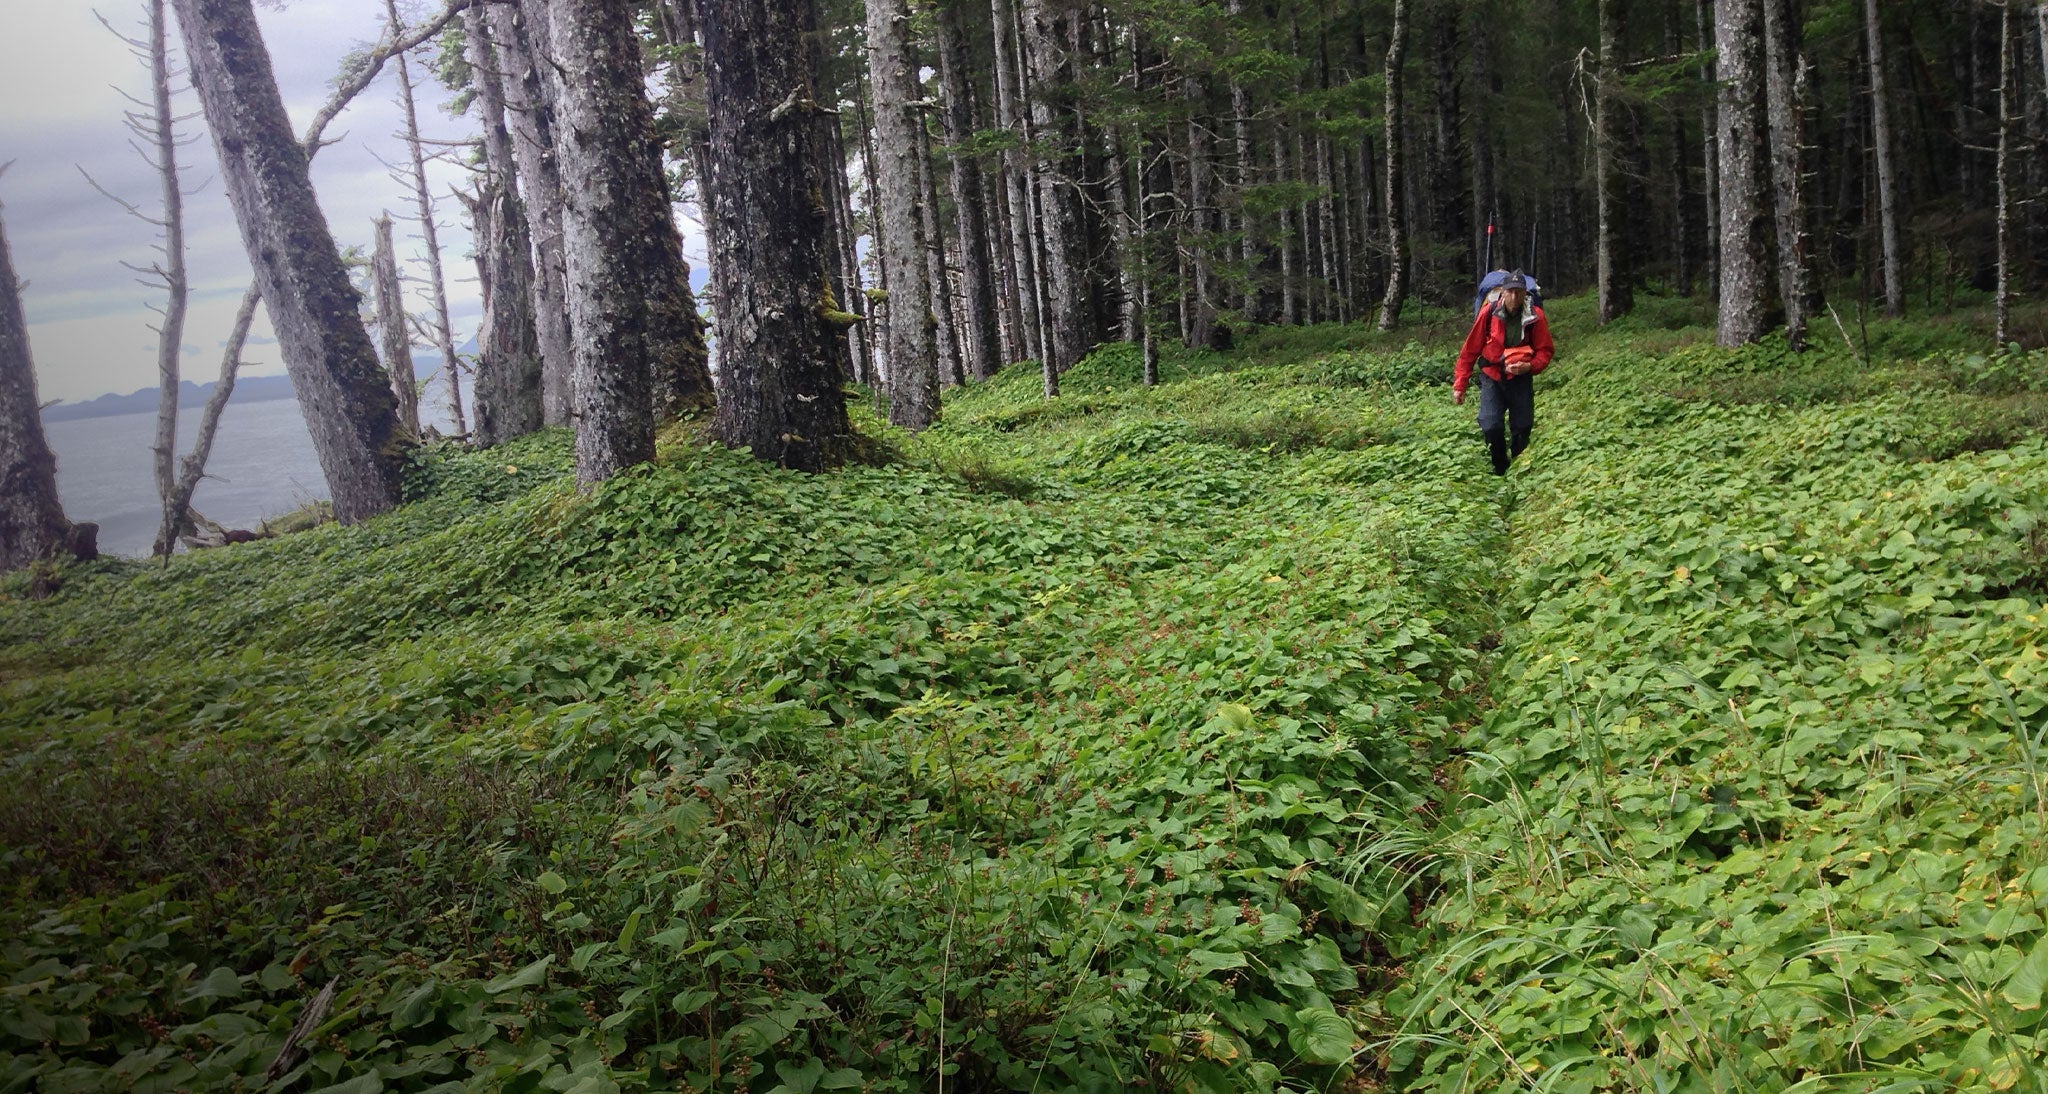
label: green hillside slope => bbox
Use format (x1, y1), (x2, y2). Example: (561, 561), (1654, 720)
(3, 295), (2045, 1093)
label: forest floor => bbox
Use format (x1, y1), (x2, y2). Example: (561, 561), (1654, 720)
(3, 289), (2048, 1093)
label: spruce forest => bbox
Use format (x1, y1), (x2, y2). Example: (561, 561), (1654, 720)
(4, 0), (2048, 1091)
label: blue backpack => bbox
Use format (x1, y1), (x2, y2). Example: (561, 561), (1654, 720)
(1473, 270), (1543, 315)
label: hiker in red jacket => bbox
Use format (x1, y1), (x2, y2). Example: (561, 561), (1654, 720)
(1453, 271), (1554, 475)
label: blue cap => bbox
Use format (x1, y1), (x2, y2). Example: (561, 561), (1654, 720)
(1501, 272), (1527, 290)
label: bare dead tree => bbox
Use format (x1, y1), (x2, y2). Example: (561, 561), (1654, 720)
(78, 2), (201, 558)
(386, 0), (469, 436)
(372, 214), (421, 435)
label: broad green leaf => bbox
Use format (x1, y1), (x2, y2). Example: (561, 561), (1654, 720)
(2004, 935), (2048, 1015)
(484, 955), (552, 995)
(1185, 949), (1248, 977)
(772, 1057), (826, 1094)
(391, 982), (438, 1031)
(535, 871), (568, 895)
(1288, 1007), (1356, 1065)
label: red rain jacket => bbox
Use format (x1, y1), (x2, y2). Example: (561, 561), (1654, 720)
(1453, 304), (1554, 396)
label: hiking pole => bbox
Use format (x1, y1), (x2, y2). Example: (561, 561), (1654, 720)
(1484, 211), (1497, 276)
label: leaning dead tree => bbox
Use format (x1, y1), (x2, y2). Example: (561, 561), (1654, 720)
(170, 0), (489, 524)
(156, 0), (482, 545)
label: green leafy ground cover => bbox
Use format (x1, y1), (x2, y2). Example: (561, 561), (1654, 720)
(1, 294), (2045, 1092)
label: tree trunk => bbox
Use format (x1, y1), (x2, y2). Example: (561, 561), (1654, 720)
(162, 289), (258, 558)
(466, 185), (546, 446)
(141, 0), (190, 560)
(1714, 0), (1773, 346)
(824, 116), (873, 384)
(937, 0), (1003, 381)
(1185, 75), (1227, 350)
(0, 196), (78, 572)
(1698, 0), (1721, 304)
(490, 2), (574, 427)
(990, 0), (1044, 368)
(1763, 0), (1817, 350)
(866, 0), (940, 428)
(1020, 0), (1090, 379)
(1378, 0), (1410, 332)
(465, 8), (545, 444)
(1596, 0), (1633, 323)
(1668, 4), (1693, 296)
(1997, 0), (2016, 346)
(386, 0), (467, 437)
(543, 0), (663, 483)
(1227, 2), (1259, 323)
(700, 0), (856, 471)
(372, 215), (421, 437)
(1276, 136), (1297, 324)
(644, 187), (716, 425)
(172, 0), (407, 524)
(1862, 0), (1903, 317)
(917, 115), (964, 389)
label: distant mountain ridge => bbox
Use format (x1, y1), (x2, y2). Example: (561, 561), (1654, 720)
(42, 341), (473, 424)
(43, 375), (299, 423)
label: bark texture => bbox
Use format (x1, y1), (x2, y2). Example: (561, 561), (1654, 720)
(372, 215), (421, 437)
(0, 201), (75, 572)
(1377, 0), (1410, 332)
(466, 7), (545, 445)
(467, 185), (545, 446)
(144, 0), (190, 559)
(1862, 0), (1902, 317)
(1595, 0), (1633, 323)
(491, 2), (574, 427)
(989, 0), (1043, 366)
(1714, 0), (1773, 346)
(936, 0), (1003, 381)
(700, 0), (855, 471)
(1762, 0), (1816, 350)
(172, 0), (406, 524)
(543, 0), (690, 482)
(867, 0), (939, 429)
(1020, 0), (1091, 377)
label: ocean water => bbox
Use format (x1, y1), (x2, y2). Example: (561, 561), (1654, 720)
(45, 398), (331, 558)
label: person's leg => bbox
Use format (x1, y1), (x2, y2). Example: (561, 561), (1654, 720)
(1506, 375), (1535, 460)
(1476, 375), (1511, 474)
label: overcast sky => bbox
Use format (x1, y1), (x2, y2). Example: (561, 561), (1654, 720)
(1, 0), (484, 407)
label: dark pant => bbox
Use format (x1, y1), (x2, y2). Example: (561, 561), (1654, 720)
(1476, 373), (1534, 474)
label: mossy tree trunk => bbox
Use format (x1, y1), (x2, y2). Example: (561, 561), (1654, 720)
(700, 0), (856, 471)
